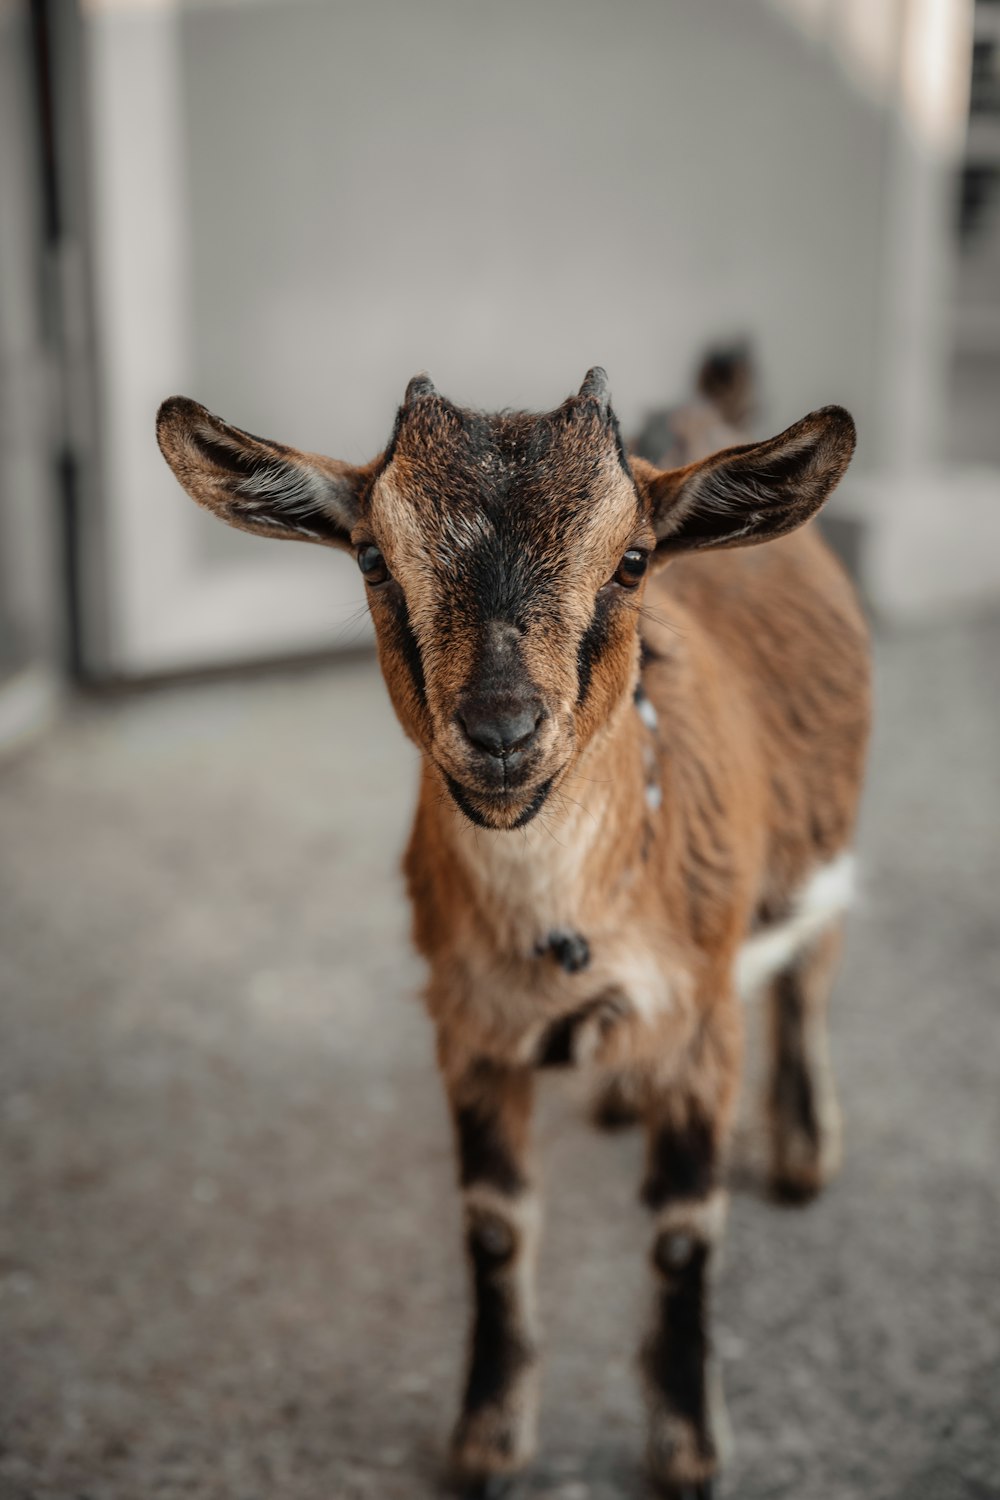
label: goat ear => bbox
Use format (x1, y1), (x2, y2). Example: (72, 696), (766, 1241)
(640, 405), (856, 560)
(156, 396), (369, 551)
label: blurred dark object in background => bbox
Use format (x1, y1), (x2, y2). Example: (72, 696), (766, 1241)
(959, 18), (1000, 240)
(630, 340), (759, 468)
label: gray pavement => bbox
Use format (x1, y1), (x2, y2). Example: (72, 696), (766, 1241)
(1, 616), (998, 1500)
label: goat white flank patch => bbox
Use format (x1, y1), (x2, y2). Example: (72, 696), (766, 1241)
(735, 852), (856, 999)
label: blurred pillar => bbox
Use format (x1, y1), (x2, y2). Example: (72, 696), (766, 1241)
(877, 0), (974, 471)
(829, 0), (1000, 619)
(0, 0), (68, 751)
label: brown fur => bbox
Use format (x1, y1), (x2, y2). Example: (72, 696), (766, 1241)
(156, 371), (870, 1493)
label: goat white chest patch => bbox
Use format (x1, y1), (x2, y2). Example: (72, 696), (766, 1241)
(442, 781), (693, 1058)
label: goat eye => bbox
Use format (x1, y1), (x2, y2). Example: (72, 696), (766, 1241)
(614, 549), (648, 588)
(357, 544), (390, 585)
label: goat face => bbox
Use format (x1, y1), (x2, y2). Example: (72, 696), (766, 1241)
(362, 373), (652, 829)
(157, 370), (855, 831)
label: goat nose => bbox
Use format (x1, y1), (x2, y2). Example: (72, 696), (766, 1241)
(458, 700), (544, 759)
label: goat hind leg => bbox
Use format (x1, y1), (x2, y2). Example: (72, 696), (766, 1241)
(768, 922), (844, 1202)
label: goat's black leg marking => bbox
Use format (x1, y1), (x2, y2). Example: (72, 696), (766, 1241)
(641, 1112), (717, 1210)
(534, 927), (590, 974)
(769, 925), (843, 1202)
(455, 1096), (528, 1198)
(462, 1206), (532, 1417)
(641, 1105), (727, 1494)
(447, 1062), (539, 1485)
(771, 967), (820, 1165)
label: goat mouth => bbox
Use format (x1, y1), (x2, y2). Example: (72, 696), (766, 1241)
(443, 772), (555, 830)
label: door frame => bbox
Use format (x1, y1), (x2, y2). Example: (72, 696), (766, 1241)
(83, 0), (368, 678)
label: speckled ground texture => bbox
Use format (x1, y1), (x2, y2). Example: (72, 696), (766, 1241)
(1, 615), (999, 1500)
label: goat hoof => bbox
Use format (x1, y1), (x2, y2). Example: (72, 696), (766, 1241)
(771, 1173), (823, 1206)
(771, 1111), (842, 1205)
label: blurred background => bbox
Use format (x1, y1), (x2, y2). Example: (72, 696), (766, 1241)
(1, 1), (998, 1497)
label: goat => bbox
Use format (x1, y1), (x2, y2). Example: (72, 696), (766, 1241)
(157, 369), (870, 1497)
(630, 340), (757, 471)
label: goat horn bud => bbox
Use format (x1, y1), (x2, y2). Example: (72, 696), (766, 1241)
(578, 366), (611, 411)
(404, 373), (437, 406)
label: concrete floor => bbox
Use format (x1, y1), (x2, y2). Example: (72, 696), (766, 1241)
(1, 616), (999, 1500)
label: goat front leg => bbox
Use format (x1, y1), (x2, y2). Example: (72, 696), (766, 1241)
(639, 1010), (740, 1497)
(442, 1054), (540, 1495)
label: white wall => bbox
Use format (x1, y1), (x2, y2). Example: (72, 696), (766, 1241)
(178, 0), (888, 512)
(92, 0), (958, 668)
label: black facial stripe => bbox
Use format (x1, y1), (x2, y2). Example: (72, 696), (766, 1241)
(455, 1101), (527, 1197)
(641, 1113), (718, 1211)
(458, 534), (541, 629)
(386, 590), (427, 708)
(577, 593), (613, 705)
(644, 1241), (711, 1430)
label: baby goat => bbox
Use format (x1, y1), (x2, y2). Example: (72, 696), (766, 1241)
(157, 370), (870, 1497)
